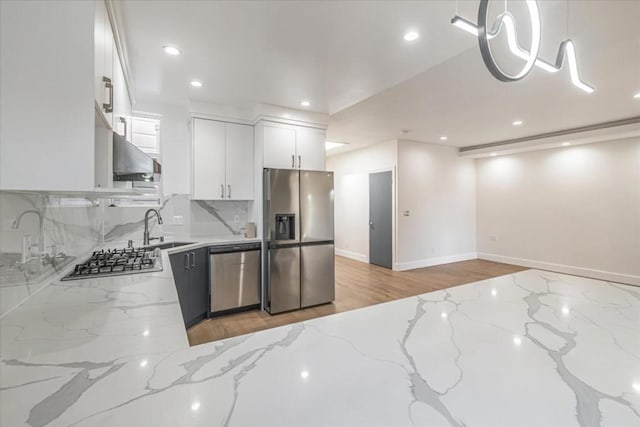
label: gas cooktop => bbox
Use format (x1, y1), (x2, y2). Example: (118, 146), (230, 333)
(61, 247), (162, 281)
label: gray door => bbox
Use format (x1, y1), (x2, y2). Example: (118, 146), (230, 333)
(301, 243), (335, 307)
(369, 171), (392, 269)
(268, 246), (300, 313)
(300, 170), (334, 242)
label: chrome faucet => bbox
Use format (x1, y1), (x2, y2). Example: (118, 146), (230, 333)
(11, 210), (43, 230)
(143, 208), (164, 246)
(12, 210), (45, 264)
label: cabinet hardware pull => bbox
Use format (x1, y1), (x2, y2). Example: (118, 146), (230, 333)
(102, 76), (113, 113)
(291, 154), (295, 168)
(119, 116), (127, 137)
(220, 184), (224, 198)
(298, 155), (302, 169)
(191, 252), (196, 267)
(184, 253), (189, 269)
(228, 185), (231, 199)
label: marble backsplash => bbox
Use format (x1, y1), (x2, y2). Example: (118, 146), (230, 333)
(0, 192), (250, 317)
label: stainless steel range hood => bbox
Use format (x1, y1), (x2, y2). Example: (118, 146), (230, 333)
(113, 133), (161, 182)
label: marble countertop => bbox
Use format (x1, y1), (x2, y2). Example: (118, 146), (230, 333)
(1, 257), (639, 426)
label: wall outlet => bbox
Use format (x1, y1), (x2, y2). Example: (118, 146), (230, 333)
(490, 235), (498, 242)
(403, 210), (410, 217)
(173, 215), (184, 225)
(233, 215), (240, 224)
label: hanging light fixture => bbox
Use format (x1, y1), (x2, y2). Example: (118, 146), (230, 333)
(451, 0), (595, 93)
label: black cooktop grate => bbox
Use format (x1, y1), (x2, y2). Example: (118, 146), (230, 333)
(61, 247), (162, 281)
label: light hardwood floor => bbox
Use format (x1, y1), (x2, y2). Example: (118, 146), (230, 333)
(187, 256), (528, 346)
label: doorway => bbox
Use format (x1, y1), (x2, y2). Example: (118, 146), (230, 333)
(369, 171), (392, 269)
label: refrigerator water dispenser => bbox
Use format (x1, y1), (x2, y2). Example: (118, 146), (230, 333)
(275, 214), (295, 240)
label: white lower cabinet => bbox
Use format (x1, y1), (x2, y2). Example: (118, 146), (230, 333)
(191, 118), (254, 200)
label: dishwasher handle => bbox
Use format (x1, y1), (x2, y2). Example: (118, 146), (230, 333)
(209, 243), (261, 254)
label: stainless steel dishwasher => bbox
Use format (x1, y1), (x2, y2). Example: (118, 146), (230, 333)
(209, 242), (261, 315)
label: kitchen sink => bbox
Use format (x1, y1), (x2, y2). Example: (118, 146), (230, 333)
(144, 241), (195, 251)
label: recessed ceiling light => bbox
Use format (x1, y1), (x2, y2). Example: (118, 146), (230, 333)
(440, 136), (448, 141)
(300, 100), (310, 107)
(190, 80), (203, 88)
(490, 152), (497, 157)
(634, 92), (640, 99)
(163, 45), (180, 55)
(512, 120), (523, 126)
(561, 142), (571, 147)
(403, 31), (420, 42)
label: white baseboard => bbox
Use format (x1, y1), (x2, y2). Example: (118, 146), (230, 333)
(335, 248), (369, 263)
(478, 252), (640, 286)
(394, 252), (478, 271)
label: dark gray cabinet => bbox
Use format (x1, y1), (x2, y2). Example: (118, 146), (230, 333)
(169, 247), (209, 328)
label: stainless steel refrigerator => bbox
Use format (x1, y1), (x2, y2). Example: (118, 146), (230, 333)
(263, 168), (335, 314)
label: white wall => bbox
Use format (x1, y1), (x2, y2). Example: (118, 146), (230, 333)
(396, 140), (477, 269)
(326, 140), (397, 263)
(476, 138), (640, 285)
(135, 100), (191, 195)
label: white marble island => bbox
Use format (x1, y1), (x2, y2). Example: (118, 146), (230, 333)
(1, 260), (639, 426)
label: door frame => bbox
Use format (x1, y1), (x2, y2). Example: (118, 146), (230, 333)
(368, 167), (396, 270)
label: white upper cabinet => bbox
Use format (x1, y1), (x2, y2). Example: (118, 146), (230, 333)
(191, 119), (254, 200)
(94, 0), (113, 127)
(263, 125), (297, 169)
(1, 0), (134, 191)
(192, 119), (226, 200)
(0, 0), (97, 191)
(295, 127), (326, 171)
(225, 123), (255, 200)
(262, 122), (326, 171)
(112, 48), (132, 139)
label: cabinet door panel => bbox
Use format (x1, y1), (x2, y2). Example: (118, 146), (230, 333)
(169, 252), (190, 326)
(102, 12), (114, 126)
(188, 248), (209, 325)
(192, 119), (226, 200)
(112, 48), (130, 138)
(225, 123), (254, 200)
(94, 0), (106, 109)
(295, 127), (326, 171)
(263, 125), (296, 170)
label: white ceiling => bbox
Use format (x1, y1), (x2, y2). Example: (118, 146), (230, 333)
(120, 0), (475, 113)
(119, 0), (640, 152)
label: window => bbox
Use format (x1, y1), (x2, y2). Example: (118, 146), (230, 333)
(130, 116), (160, 160)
